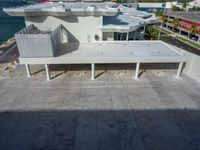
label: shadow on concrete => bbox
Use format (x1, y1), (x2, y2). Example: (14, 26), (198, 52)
(32, 63), (178, 79)
(0, 109), (200, 150)
(0, 42), (19, 64)
(48, 63), (178, 72)
(31, 68), (45, 76)
(57, 16), (79, 23)
(25, 16), (48, 24)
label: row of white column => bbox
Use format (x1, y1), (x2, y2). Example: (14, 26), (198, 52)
(25, 62), (184, 81)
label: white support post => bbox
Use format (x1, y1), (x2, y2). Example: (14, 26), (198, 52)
(158, 21), (162, 40)
(188, 32), (190, 39)
(126, 32), (129, 42)
(91, 63), (95, 80)
(179, 29), (182, 35)
(120, 33), (123, 41)
(135, 63), (140, 79)
(45, 64), (50, 81)
(176, 62), (183, 78)
(134, 30), (137, 40)
(25, 64), (31, 77)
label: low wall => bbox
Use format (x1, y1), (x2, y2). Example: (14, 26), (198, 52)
(182, 51), (200, 83)
(175, 46), (200, 83)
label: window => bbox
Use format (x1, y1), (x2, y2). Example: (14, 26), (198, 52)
(114, 32), (127, 41)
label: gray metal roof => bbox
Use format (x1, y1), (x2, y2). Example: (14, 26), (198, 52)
(119, 6), (151, 18)
(164, 11), (200, 23)
(100, 6), (157, 32)
(101, 13), (143, 32)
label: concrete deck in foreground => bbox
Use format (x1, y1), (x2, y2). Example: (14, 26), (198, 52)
(0, 64), (200, 150)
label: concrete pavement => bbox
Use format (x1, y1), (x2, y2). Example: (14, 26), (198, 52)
(0, 65), (200, 150)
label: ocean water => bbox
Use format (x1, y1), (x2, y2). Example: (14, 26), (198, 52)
(0, 1), (27, 44)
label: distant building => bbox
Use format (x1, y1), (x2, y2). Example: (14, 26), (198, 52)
(3, 2), (186, 81)
(188, 0), (200, 7)
(165, 1), (183, 10)
(137, 3), (165, 13)
(164, 11), (200, 42)
(186, 0), (200, 11)
(4, 2), (157, 42)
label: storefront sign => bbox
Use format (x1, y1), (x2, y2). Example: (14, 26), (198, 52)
(179, 19), (200, 34)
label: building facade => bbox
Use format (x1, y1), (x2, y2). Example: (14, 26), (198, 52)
(4, 2), (157, 42)
(3, 2), (186, 81)
(163, 11), (200, 42)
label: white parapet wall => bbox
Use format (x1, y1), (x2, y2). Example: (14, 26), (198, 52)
(182, 51), (200, 83)
(172, 45), (200, 83)
(25, 15), (103, 42)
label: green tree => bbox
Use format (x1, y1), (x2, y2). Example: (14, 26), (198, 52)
(172, 6), (182, 11)
(161, 14), (167, 22)
(188, 24), (197, 39)
(182, 1), (187, 9)
(145, 25), (159, 40)
(155, 12), (162, 17)
(156, 13), (168, 39)
(192, 6), (200, 12)
(172, 18), (179, 33)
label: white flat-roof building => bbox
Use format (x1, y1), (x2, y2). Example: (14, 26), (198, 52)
(188, 0), (200, 7)
(4, 2), (185, 81)
(4, 2), (157, 42)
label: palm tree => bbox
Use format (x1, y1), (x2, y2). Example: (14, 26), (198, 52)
(161, 14), (168, 22)
(188, 24), (197, 39)
(172, 18), (179, 33)
(158, 14), (167, 40)
(155, 13), (167, 23)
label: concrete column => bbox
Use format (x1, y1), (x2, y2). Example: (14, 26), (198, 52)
(166, 17), (169, 29)
(158, 22), (162, 40)
(176, 62), (183, 78)
(120, 33), (123, 41)
(135, 63), (140, 79)
(134, 30), (137, 40)
(91, 63), (95, 80)
(126, 32), (129, 42)
(179, 29), (182, 35)
(45, 64), (50, 81)
(25, 64), (31, 77)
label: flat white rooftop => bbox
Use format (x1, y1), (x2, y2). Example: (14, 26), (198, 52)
(19, 41), (185, 64)
(3, 2), (157, 20)
(20, 41), (186, 80)
(3, 2), (119, 16)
